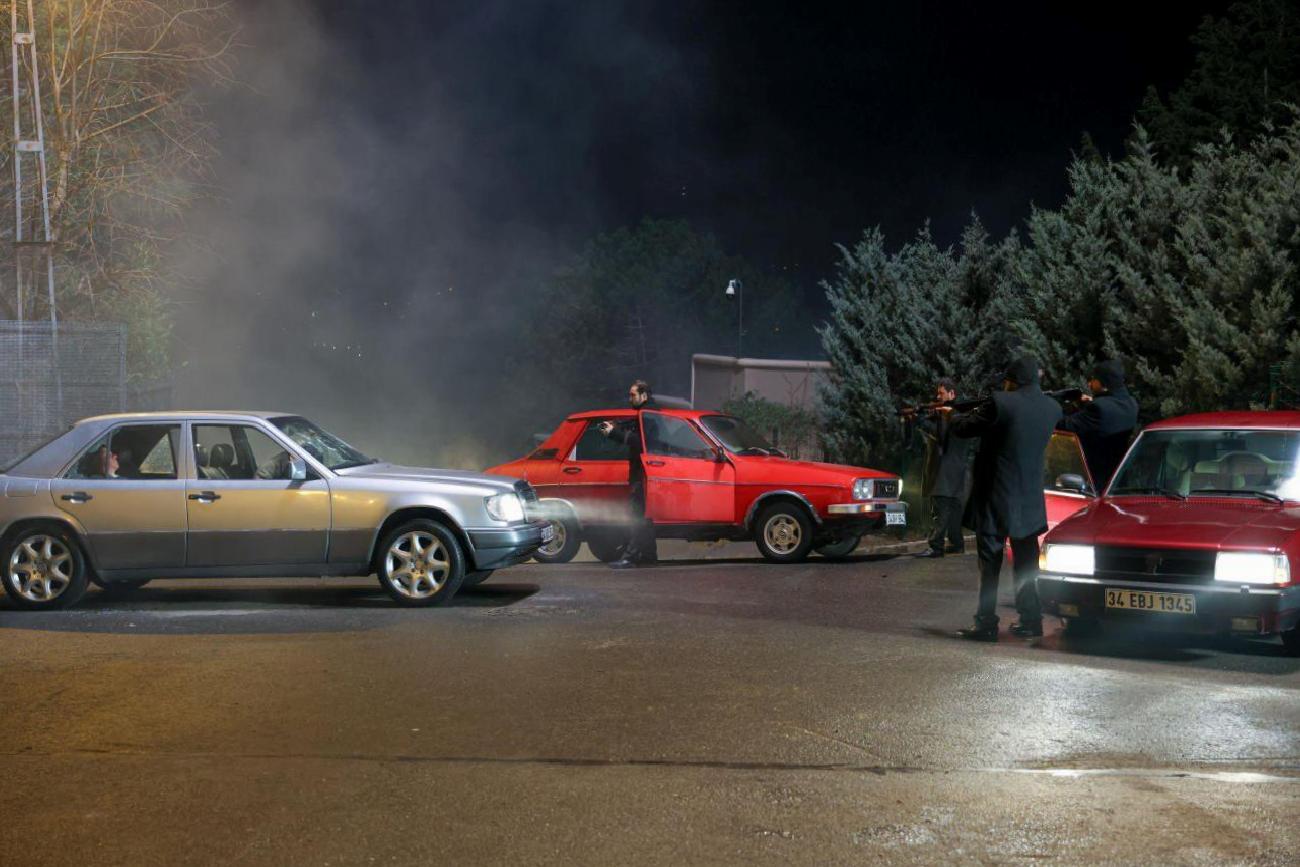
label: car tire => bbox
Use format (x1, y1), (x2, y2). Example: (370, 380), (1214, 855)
(463, 570), (494, 587)
(815, 532), (863, 560)
(0, 523), (90, 610)
(533, 514), (581, 564)
(375, 519), (467, 607)
(754, 502), (815, 563)
(92, 577), (151, 593)
(585, 532), (627, 563)
(1282, 626), (1300, 657)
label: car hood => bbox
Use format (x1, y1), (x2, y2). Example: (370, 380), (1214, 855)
(1051, 498), (1300, 551)
(335, 462), (519, 492)
(730, 455), (892, 484)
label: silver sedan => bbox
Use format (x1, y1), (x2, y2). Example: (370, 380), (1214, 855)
(0, 411), (550, 609)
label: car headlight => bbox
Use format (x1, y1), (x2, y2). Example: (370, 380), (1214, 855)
(852, 479), (873, 500)
(1214, 551), (1289, 586)
(485, 492), (525, 523)
(1039, 543), (1095, 576)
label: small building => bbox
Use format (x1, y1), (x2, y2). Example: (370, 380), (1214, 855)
(690, 354), (831, 413)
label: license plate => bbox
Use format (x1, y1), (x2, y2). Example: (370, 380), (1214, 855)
(885, 512), (906, 526)
(541, 524), (556, 543)
(1104, 588), (1196, 614)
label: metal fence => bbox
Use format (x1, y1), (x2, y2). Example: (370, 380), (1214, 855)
(0, 320), (169, 465)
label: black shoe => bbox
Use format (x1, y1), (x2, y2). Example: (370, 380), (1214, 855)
(608, 558), (638, 570)
(1009, 621), (1043, 638)
(957, 625), (998, 642)
(914, 549), (944, 559)
(944, 545), (965, 554)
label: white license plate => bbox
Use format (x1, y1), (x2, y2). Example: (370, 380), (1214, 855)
(1104, 588), (1195, 614)
(885, 512), (906, 526)
(540, 524), (556, 543)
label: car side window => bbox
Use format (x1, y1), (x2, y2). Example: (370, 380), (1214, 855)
(643, 413), (714, 460)
(571, 419), (632, 461)
(1044, 432), (1091, 492)
(193, 424), (300, 481)
(65, 424), (180, 480)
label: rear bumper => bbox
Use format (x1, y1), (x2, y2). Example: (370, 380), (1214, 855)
(466, 522), (548, 570)
(1038, 573), (1300, 637)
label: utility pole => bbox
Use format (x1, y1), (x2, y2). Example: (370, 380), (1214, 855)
(10, 0), (62, 427)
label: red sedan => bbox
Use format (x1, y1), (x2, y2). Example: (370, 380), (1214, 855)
(1037, 411), (1300, 653)
(487, 408), (905, 563)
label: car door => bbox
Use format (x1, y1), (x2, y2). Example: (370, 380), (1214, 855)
(50, 423), (188, 570)
(640, 412), (736, 524)
(1043, 430), (1096, 532)
(185, 421), (330, 567)
(552, 417), (633, 524)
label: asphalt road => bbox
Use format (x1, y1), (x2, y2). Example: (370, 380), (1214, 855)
(2, 547), (1298, 866)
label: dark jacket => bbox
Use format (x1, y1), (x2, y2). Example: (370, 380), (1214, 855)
(918, 410), (973, 499)
(604, 399), (658, 481)
(952, 364), (1063, 539)
(1057, 387), (1138, 490)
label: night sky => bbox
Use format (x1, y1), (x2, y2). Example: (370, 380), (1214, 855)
(308, 0), (1226, 274)
(179, 0), (1230, 462)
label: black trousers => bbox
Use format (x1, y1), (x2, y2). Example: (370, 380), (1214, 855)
(926, 495), (964, 553)
(624, 477), (658, 563)
(975, 532), (1041, 628)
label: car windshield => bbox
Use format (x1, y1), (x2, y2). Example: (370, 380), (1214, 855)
(1109, 428), (1300, 501)
(701, 415), (778, 455)
(270, 416), (375, 470)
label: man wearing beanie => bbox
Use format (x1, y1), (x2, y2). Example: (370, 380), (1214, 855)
(1057, 359), (1139, 490)
(950, 356), (1063, 640)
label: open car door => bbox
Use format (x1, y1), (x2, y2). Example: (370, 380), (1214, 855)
(639, 412), (736, 524)
(1043, 430), (1096, 533)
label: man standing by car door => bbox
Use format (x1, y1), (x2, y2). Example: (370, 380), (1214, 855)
(1057, 359), (1138, 491)
(598, 380), (659, 569)
(915, 378), (973, 558)
(951, 356), (1063, 641)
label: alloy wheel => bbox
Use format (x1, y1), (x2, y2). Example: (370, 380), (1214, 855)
(385, 530), (450, 599)
(538, 520), (567, 557)
(9, 534), (74, 603)
(763, 514), (802, 555)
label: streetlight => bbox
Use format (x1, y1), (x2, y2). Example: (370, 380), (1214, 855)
(725, 278), (743, 358)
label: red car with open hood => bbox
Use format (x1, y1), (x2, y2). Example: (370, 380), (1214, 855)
(1037, 411), (1300, 654)
(487, 408), (906, 563)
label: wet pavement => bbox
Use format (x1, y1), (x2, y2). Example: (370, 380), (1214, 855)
(1, 551), (1297, 865)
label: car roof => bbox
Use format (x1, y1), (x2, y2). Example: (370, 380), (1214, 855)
(1144, 411), (1300, 431)
(567, 408), (724, 421)
(75, 410), (295, 425)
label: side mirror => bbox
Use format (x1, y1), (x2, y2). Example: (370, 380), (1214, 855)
(290, 456), (308, 481)
(1055, 473), (1089, 494)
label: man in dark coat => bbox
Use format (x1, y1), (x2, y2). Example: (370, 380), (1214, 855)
(1057, 359), (1138, 491)
(950, 356), (1063, 640)
(598, 380), (659, 569)
(915, 378), (973, 558)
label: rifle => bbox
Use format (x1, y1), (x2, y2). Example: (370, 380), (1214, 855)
(896, 396), (989, 420)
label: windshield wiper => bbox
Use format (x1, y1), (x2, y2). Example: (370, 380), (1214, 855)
(1109, 486), (1186, 501)
(1189, 488), (1283, 504)
(332, 458), (379, 470)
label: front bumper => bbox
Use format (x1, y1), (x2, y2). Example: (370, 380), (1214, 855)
(466, 522), (550, 570)
(826, 500), (906, 522)
(1038, 573), (1300, 637)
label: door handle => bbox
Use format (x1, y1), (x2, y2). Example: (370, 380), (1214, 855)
(646, 460), (666, 467)
(562, 467), (583, 475)
(188, 491), (221, 502)
(60, 491), (92, 503)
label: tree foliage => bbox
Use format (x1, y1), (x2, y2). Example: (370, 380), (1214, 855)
(0, 1), (236, 378)
(821, 119), (1300, 464)
(529, 218), (815, 407)
(1136, 0), (1300, 162)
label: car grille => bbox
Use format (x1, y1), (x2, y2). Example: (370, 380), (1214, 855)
(1094, 546), (1216, 585)
(873, 479), (900, 499)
